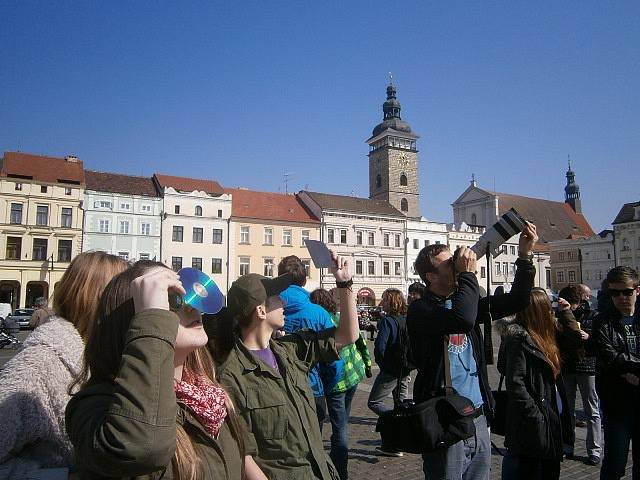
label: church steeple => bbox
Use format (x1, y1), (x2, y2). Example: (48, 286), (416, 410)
(564, 155), (582, 214)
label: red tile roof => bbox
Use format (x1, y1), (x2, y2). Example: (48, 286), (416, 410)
(1, 151), (85, 184)
(612, 201), (640, 224)
(153, 173), (224, 195)
(86, 170), (159, 197)
(228, 188), (319, 223)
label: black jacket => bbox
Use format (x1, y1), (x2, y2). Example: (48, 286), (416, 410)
(406, 257), (536, 421)
(496, 311), (580, 460)
(592, 306), (640, 414)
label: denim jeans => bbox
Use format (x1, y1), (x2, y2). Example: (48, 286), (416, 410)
(563, 372), (601, 458)
(600, 409), (639, 480)
(325, 386), (357, 480)
(422, 414), (491, 480)
(367, 370), (409, 416)
(501, 452), (560, 480)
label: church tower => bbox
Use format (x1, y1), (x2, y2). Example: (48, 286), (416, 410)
(564, 156), (582, 214)
(367, 82), (420, 217)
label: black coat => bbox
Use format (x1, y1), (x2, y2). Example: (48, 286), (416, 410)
(406, 257), (535, 421)
(592, 306), (640, 414)
(497, 311), (581, 460)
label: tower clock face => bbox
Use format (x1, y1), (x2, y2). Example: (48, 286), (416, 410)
(397, 152), (409, 168)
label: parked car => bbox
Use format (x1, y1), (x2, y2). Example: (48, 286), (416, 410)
(7, 308), (36, 330)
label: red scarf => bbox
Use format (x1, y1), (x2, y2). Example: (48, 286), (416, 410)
(174, 370), (228, 438)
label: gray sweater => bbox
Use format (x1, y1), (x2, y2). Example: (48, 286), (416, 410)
(0, 317), (83, 478)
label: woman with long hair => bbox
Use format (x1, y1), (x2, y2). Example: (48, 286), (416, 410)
(367, 288), (411, 457)
(0, 251), (128, 477)
(497, 287), (582, 480)
(65, 261), (265, 479)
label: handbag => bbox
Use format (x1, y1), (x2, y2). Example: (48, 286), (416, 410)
(376, 337), (477, 454)
(491, 374), (507, 436)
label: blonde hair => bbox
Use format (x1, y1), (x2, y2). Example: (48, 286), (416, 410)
(515, 288), (562, 377)
(382, 289), (407, 316)
(53, 251), (128, 340)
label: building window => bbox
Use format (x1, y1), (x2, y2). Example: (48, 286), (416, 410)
(471, 213), (477, 224)
(368, 232), (375, 246)
(195, 205), (203, 216)
(217, 209), (223, 218)
(425, 240), (431, 247)
(33, 238), (48, 261)
(65, 187), (72, 195)
(117, 252), (129, 261)
(567, 251), (574, 260)
(120, 202), (130, 210)
(383, 261), (390, 276)
(6, 237), (21, 260)
(501, 245), (508, 255)
(15, 182), (22, 191)
(368, 261), (375, 275)
(212, 228), (223, 244)
(239, 257), (250, 276)
(141, 204), (151, 212)
(395, 234), (401, 247)
(400, 173), (408, 186)
(264, 258), (274, 277)
(355, 260), (363, 275)
(510, 245), (516, 255)
(384, 233), (390, 247)
(302, 259), (311, 277)
(557, 271), (565, 283)
(40, 185), (47, 193)
(172, 226), (184, 242)
(140, 223), (151, 235)
(193, 227), (203, 243)
(400, 198), (408, 212)
(568, 270), (576, 282)
(171, 256), (183, 272)
(503, 262), (509, 276)
(36, 205), (49, 226)
(174, 205), (180, 214)
(558, 252), (565, 261)
(283, 229), (293, 246)
(395, 261), (401, 276)
(192, 257), (203, 271)
(495, 263), (501, 275)
(95, 200), (113, 209)
(302, 230), (310, 245)
(240, 226), (250, 244)
(328, 229), (335, 243)
(139, 253), (150, 261)
(340, 229), (346, 244)
(376, 174), (381, 188)
(10, 203), (23, 224)
(61, 207), (72, 228)
(356, 231), (363, 245)
(480, 266), (486, 278)
(260, 227), (273, 245)
(413, 238), (419, 249)
(99, 219), (110, 233)
(212, 258), (223, 274)
(119, 221), (130, 234)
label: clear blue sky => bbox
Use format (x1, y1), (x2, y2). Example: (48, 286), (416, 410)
(2, 1), (639, 232)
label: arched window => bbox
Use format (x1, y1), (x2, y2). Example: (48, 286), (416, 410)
(471, 213), (477, 225)
(400, 198), (408, 212)
(195, 205), (203, 216)
(400, 173), (408, 186)
(376, 174), (382, 188)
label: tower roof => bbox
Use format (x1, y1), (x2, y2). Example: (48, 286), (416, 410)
(371, 83), (414, 137)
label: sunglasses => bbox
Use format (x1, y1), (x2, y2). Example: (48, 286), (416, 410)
(609, 288), (636, 298)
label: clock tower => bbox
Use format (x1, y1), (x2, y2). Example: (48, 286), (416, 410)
(367, 82), (420, 217)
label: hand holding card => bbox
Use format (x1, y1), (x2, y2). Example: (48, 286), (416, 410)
(304, 239), (333, 268)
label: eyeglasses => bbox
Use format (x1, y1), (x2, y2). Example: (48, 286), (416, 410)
(609, 288), (636, 298)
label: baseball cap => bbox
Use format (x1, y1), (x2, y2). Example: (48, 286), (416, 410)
(227, 273), (293, 318)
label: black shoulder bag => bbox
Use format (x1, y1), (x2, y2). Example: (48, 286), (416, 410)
(375, 337), (477, 453)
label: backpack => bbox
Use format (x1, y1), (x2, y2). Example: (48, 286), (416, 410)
(384, 315), (415, 376)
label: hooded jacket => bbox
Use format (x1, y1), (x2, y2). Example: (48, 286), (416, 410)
(0, 316), (83, 478)
(280, 285), (342, 396)
(496, 310), (581, 460)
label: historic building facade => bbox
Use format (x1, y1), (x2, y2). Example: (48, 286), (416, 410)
(0, 152), (85, 308)
(613, 201), (640, 271)
(406, 218), (448, 284)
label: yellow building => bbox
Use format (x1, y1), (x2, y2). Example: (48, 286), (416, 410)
(228, 189), (321, 290)
(0, 152), (85, 308)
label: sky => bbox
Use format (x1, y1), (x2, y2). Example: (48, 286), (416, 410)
(1, 1), (639, 232)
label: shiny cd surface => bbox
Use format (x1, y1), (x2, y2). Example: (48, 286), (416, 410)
(177, 267), (224, 314)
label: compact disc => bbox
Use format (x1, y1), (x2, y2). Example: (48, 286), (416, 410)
(177, 267), (224, 314)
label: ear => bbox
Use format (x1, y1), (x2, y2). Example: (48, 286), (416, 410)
(255, 304), (267, 320)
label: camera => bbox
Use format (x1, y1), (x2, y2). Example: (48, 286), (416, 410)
(470, 208), (526, 259)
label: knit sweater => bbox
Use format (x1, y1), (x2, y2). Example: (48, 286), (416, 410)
(0, 317), (84, 478)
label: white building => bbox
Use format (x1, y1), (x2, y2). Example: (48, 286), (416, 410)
(406, 218), (448, 285)
(154, 174), (233, 294)
(613, 201), (640, 272)
(83, 171), (162, 261)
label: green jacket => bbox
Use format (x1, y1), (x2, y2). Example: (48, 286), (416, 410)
(328, 313), (371, 393)
(218, 328), (341, 480)
(65, 309), (242, 479)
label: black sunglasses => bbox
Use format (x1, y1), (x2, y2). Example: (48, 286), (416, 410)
(609, 288), (636, 297)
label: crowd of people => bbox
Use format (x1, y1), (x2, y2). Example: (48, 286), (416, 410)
(0, 221), (638, 480)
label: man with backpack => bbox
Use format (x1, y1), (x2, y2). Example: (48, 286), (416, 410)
(367, 288), (413, 457)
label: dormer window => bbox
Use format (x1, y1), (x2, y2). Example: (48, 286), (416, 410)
(94, 200), (113, 210)
(195, 205), (203, 216)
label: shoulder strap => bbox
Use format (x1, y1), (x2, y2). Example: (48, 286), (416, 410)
(443, 336), (454, 395)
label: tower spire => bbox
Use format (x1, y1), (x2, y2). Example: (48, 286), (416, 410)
(564, 156), (582, 214)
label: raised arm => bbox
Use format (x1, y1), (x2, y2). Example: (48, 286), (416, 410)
(331, 251), (359, 349)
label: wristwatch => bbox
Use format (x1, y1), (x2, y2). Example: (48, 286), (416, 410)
(518, 251), (534, 262)
(336, 278), (354, 289)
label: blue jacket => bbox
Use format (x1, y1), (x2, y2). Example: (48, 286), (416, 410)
(374, 314), (400, 372)
(281, 285), (342, 396)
